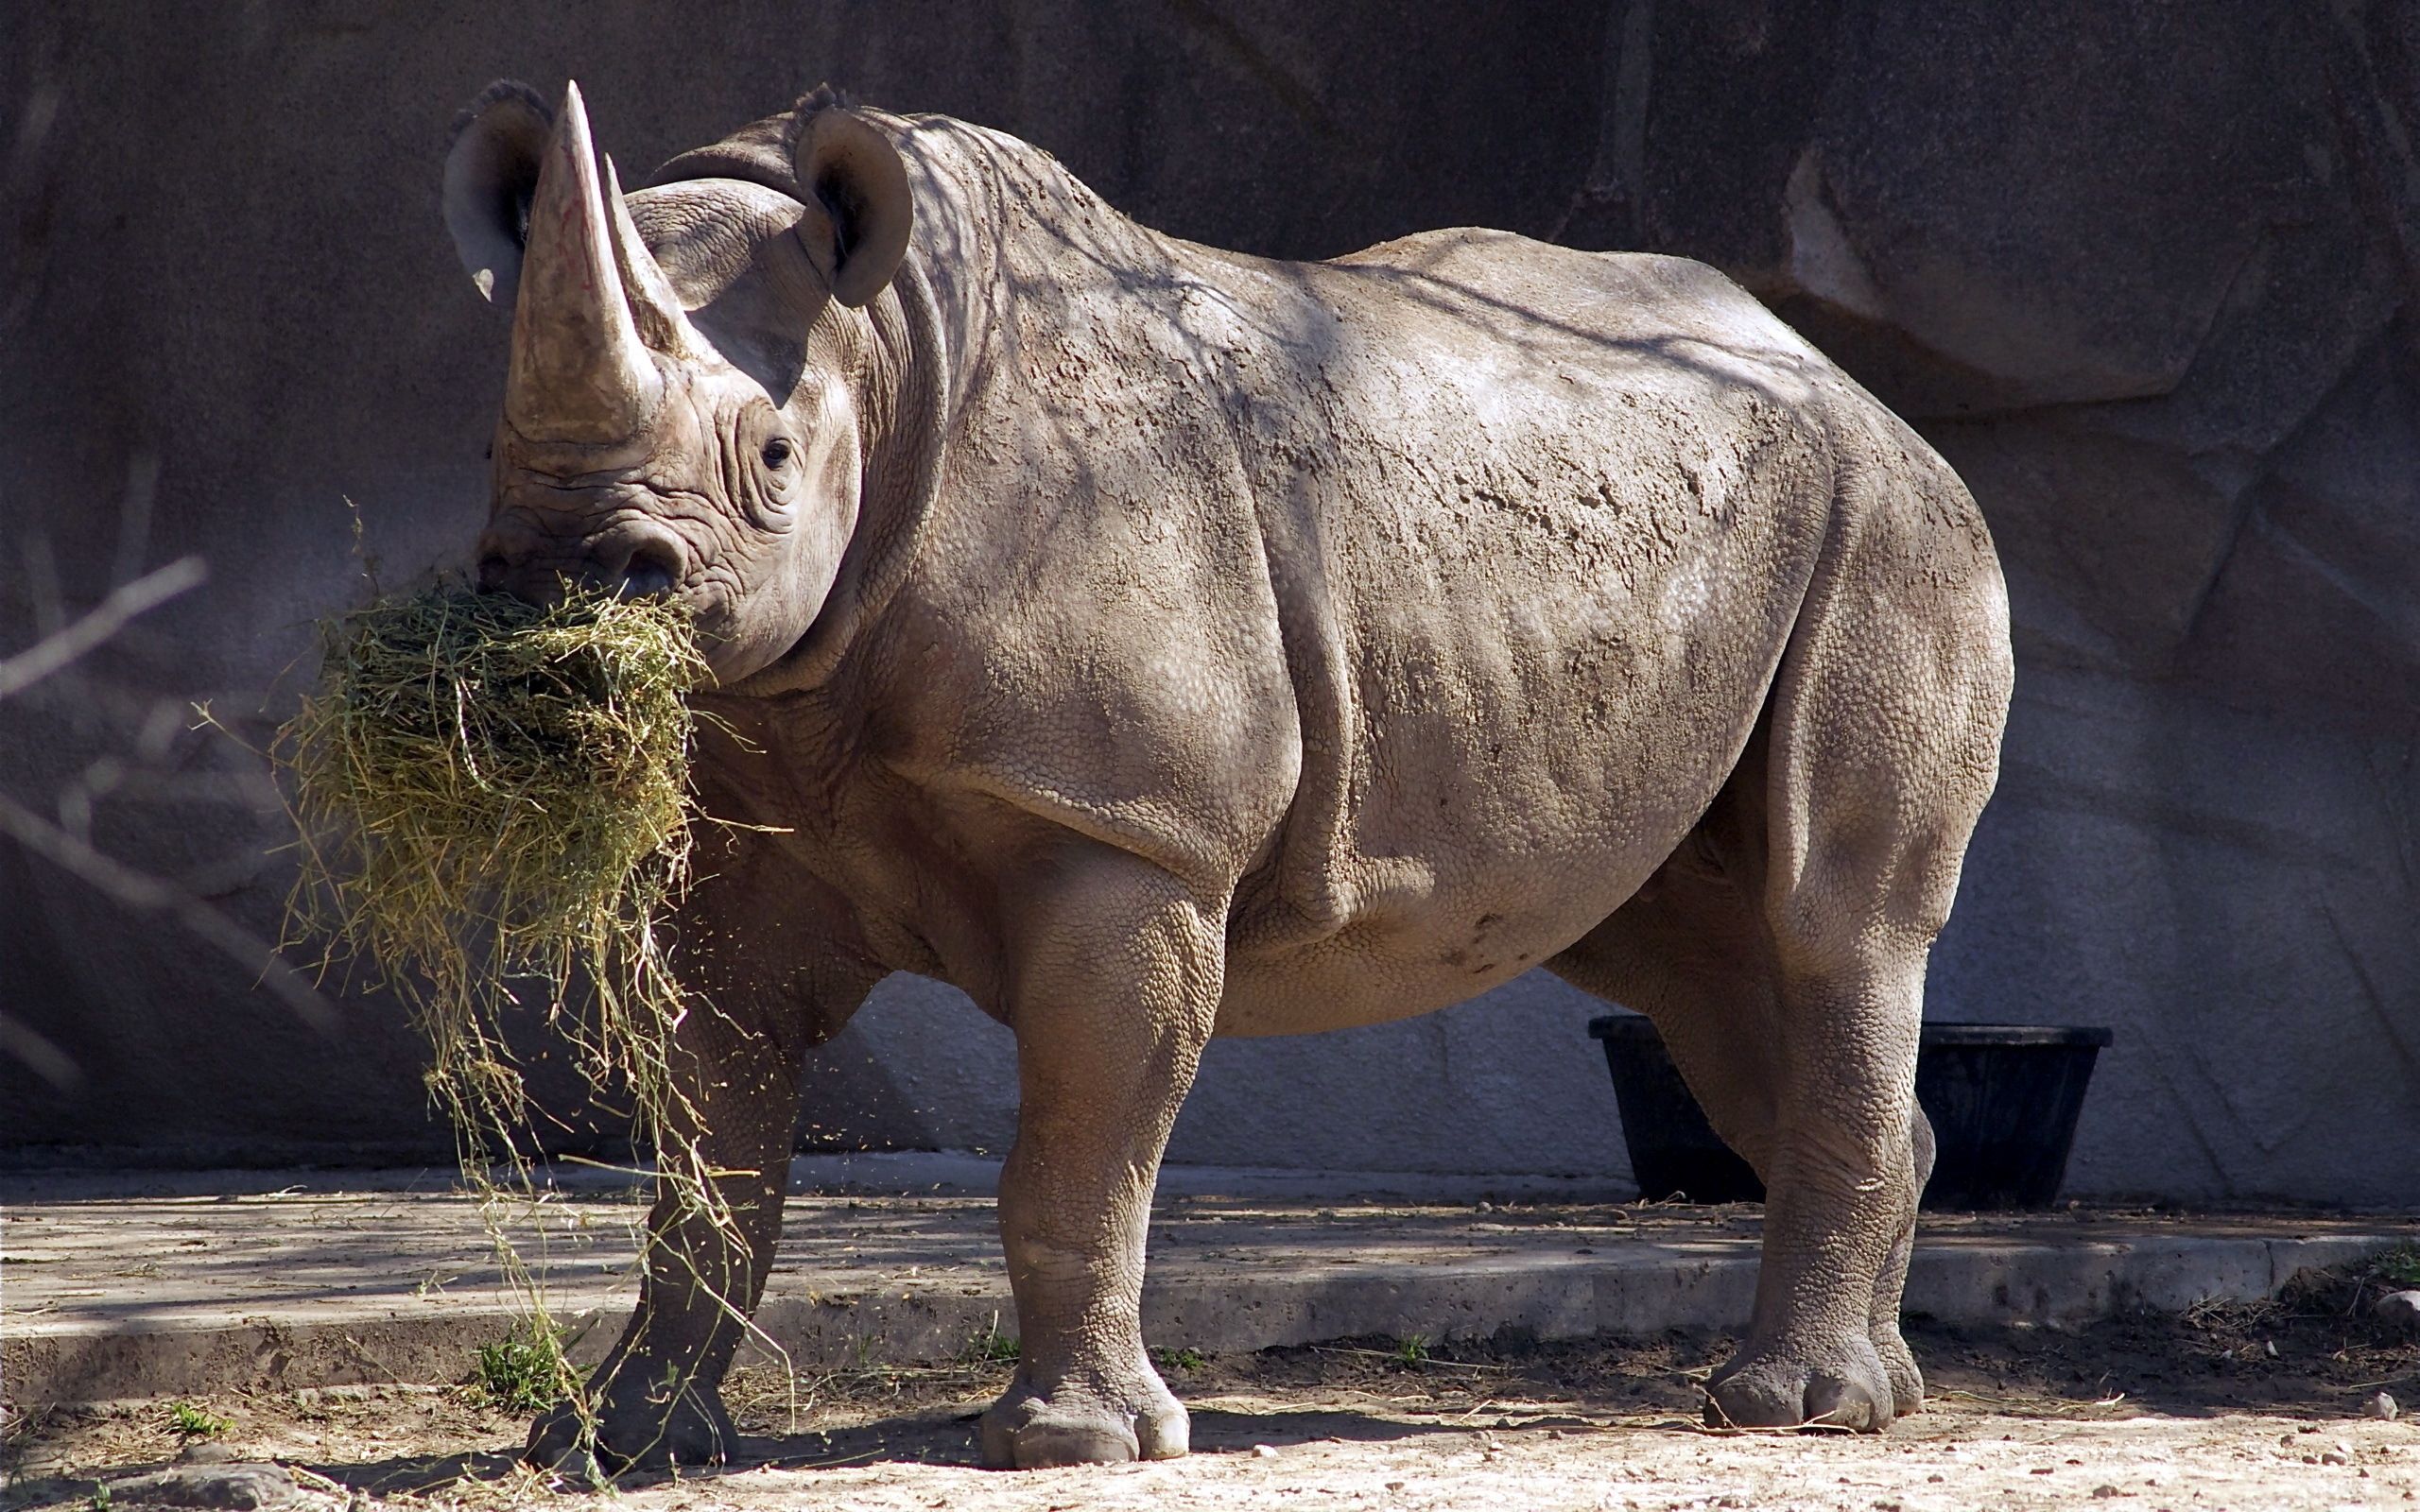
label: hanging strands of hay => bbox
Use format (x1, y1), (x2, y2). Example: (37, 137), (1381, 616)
(274, 584), (745, 1435)
(277, 585), (708, 1157)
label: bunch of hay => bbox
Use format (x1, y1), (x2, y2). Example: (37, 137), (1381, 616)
(276, 585), (709, 1164)
(277, 583), (796, 1446)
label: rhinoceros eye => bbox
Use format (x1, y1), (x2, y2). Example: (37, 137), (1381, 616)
(761, 438), (793, 470)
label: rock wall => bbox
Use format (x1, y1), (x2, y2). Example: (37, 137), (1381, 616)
(5, 1), (2415, 1202)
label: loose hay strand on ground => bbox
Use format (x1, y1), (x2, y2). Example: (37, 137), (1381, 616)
(273, 583), (777, 1446)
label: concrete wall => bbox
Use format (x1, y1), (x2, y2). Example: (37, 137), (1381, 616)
(6, 1), (2417, 1204)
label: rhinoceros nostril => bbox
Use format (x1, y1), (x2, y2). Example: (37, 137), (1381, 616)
(477, 554), (512, 592)
(618, 541), (680, 599)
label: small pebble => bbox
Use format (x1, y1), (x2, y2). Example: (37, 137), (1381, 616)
(2321, 1452), (2349, 1466)
(1252, 1444), (1278, 1459)
(2091, 1488), (2119, 1501)
(2370, 1391), (2400, 1421)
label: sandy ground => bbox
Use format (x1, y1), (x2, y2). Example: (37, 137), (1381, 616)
(9, 1280), (2416, 1510)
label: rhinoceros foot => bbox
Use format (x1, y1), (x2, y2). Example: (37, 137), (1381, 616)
(978, 1365), (1189, 1469)
(523, 1376), (735, 1474)
(1872, 1319), (1927, 1418)
(1703, 1332), (1899, 1433)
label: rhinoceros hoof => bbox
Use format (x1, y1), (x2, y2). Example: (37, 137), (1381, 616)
(1705, 1334), (1897, 1432)
(524, 1379), (735, 1473)
(979, 1370), (1189, 1469)
(1870, 1322), (1927, 1418)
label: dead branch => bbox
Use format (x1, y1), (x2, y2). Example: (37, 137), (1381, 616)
(0, 556), (205, 701)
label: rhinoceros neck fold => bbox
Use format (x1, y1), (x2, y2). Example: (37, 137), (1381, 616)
(723, 249), (953, 699)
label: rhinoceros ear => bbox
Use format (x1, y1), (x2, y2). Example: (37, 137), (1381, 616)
(442, 80), (554, 307)
(791, 97), (912, 308)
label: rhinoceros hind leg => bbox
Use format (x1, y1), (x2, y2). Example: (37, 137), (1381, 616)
(1869, 1104), (1936, 1418)
(1703, 1336), (1896, 1429)
(1699, 448), (2005, 1433)
(1554, 453), (2006, 1435)
(1551, 775), (1922, 1434)
(1691, 952), (1929, 1432)
(1570, 813), (1937, 1433)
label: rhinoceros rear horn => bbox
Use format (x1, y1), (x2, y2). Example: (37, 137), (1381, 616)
(600, 153), (708, 361)
(502, 81), (666, 443)
(791, 99), (912, 308)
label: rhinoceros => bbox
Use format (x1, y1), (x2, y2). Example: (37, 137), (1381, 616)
(439, 79), (2012, 1470)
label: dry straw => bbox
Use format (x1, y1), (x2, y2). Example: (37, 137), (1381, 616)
(278, 585), (704, 1153)
(275, 583), (753, 1452)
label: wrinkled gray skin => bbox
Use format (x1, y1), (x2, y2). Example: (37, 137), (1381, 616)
(441, 81), (2013, 1471)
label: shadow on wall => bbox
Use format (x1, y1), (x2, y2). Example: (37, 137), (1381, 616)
(2, 1), (2414, 1202)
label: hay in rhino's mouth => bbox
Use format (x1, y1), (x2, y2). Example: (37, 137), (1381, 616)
(275, 585), (708, 1158)
(273, 584), (792, 1437)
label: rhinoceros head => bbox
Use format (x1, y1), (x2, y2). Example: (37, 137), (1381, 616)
(441, 81), (911, 686)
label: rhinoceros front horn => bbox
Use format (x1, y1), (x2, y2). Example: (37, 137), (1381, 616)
(505, 81), (665, 444)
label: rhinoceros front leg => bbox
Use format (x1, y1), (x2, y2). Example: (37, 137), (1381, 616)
(526, 959), (876, 1471)
(979, 854), (1222, 1469)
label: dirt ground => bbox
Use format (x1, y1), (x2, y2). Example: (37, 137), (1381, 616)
(9, 1265), (2417, 1511)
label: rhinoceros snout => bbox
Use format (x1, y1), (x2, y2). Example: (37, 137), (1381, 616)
(476, 518), (689, 605)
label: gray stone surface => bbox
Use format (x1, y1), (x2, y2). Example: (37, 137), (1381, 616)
(3, 1165), (2406, 1409)
(106, 1462), (300, 1510)
(5, 3), (2418, 1201)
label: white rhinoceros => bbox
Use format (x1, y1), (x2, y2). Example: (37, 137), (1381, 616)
(441, 80), (2012, 1470)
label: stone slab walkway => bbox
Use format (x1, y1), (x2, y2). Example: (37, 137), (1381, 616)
(5, 1156), (2409, 1410)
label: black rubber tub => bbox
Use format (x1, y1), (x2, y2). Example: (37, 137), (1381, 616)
(1586, 1015), (2115, 1211)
